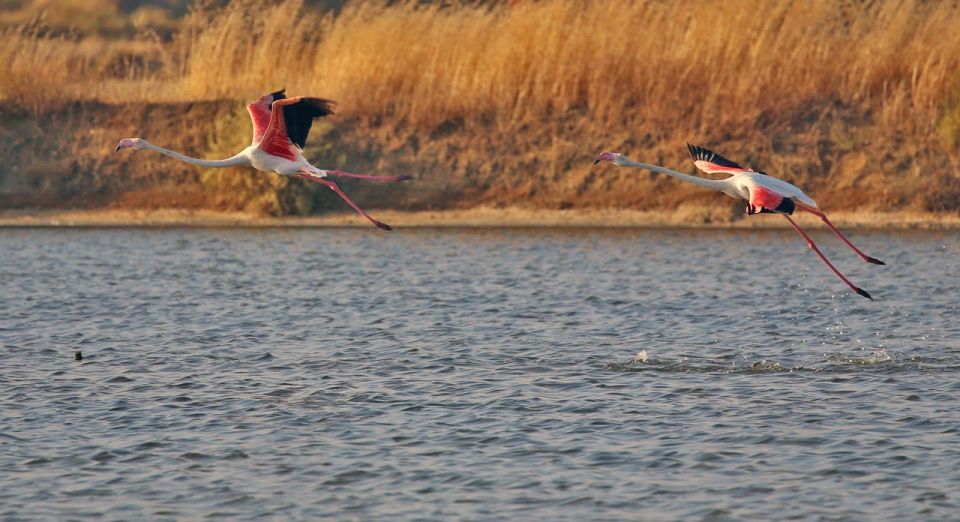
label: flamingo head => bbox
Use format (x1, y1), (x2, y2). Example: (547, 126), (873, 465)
(115, 138), (146, 152)
(593, 151), (626, 166)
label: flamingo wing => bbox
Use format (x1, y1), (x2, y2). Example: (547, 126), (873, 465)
(258, 96), (336, 161)
(246, 89), (287, 144)
(687, 143), (752, 175)
(247, 103), (271, 144)
(282, 98), (336, 149)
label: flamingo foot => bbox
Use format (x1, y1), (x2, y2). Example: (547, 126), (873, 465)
(398, 175), (413, 182)
(374, 220), (393, 231)
(865, 256), (885, 266)
(854, 287), (873, 300)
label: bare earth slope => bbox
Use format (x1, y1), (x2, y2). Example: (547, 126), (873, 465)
(1, 99), (958, 227)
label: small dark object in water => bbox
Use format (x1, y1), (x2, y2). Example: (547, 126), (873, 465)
(75, 351), (83, 361)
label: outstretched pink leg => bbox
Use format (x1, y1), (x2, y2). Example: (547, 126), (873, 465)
(783, 214), (872, 299)
(296, 172), (392, 231)
(326, 170), (412, 182)
(798, 206), (884, 265)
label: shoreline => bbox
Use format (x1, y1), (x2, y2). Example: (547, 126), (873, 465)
(2, 207), (959, 229)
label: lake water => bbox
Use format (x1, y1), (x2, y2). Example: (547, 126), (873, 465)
(1, 227), (958, 520)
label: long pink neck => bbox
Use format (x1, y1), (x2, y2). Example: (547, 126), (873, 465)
(621, 157), (731, 191)
(142, 142), (250, 168)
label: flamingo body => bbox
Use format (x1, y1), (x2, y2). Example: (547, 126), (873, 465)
(745, 183), (795, 215)
(686, 144), (817, 209)
(245, 145), (308, 176)
(594, 144), (885, 299)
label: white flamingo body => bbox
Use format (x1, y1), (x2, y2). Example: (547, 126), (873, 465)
(116, 89), (410, 230)
(245, 145), (311, 176)
(594, 144), (884, 299)
(733, 172), (817, 208)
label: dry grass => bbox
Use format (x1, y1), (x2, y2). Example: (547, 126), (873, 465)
(0, 0), (180, 35)
(306, 0), (960, 136)
(4, 0), (960, 132)
(187, 0), (958, 136)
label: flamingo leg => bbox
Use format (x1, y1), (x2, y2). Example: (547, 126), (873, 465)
(783, 214), (873, 300)
(326, 170), (412, 182)
(799, 207), (884, 265)
(295, 172), (392, 231)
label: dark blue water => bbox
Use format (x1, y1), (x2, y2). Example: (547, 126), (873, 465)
(1, 227), (958, 520)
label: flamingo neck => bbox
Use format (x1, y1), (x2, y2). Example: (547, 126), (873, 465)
(621, 158), (730, 191)
(142, 141), (250, 168)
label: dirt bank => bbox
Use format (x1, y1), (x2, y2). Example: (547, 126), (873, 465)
(2, 100), (959, 226)
(2, 207), (958, 229)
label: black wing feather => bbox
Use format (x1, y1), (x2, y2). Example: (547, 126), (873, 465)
(283, 98), (336, 149)
(686, 143), (743, 169)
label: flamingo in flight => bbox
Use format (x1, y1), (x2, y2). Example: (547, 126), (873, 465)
(594, 144), (885, 299)
(116, 89), (409, 230)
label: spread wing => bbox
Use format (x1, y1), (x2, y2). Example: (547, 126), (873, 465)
(687, 143), (751, 175)
(247, 89), (289, 145)
(282, 98), (336, 149)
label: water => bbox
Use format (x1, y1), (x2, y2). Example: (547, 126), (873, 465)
(1, 227), (958, 520)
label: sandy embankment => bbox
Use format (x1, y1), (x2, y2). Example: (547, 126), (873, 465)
(1, 207), (958, 229)
(4, 101), (959, 230)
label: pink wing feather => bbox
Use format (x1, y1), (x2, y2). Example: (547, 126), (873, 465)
(687, 143), (752, 175)
(247, 102), (271, 145)
(750, 185), (787, 211)
(258, 98), (301, 161)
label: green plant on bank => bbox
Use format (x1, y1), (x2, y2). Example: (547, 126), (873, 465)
(938, 78), (960, 148)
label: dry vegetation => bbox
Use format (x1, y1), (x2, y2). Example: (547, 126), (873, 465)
(2, 0), (960, 219)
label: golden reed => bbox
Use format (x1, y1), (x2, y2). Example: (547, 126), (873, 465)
(2, 0), (959, 136)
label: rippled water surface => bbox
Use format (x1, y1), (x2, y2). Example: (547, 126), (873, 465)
(1, 227), (958, 520)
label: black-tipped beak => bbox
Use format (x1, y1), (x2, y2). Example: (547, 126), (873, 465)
(593, 158), (600, 165)
(115, 144), (121, 152)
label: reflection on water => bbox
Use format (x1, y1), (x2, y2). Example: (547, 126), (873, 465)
(1, 227), (958, 519)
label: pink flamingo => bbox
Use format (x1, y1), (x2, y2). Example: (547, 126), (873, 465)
(116, 89), (410, 230)
(594, 144), (885, 299)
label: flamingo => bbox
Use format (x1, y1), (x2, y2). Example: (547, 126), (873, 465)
(115, 89), (410, 230)
(594, 144), (885, 299)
